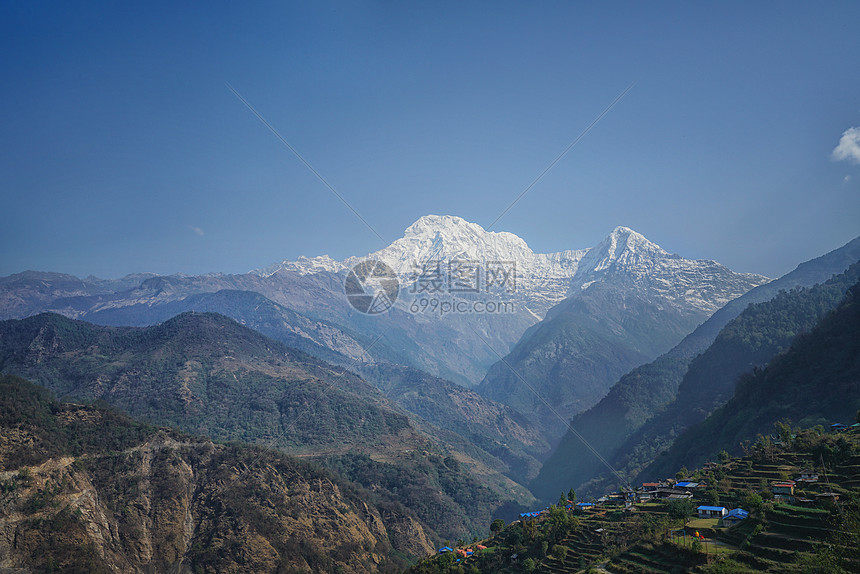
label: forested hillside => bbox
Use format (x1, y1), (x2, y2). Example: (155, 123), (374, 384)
(625, 265), (860, 484)
(642, 277), (860, 479)
(0, 313), (510, 541)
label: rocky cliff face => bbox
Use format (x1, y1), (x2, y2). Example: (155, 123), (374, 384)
(0, 380), (435, 573)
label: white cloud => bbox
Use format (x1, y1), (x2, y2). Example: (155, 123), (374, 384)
(832, 126), (860, 164)
(845, 175), (852, 183)
(190, 226), (205, 236)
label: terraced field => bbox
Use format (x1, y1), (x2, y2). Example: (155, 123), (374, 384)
(406, 429), (860, 573)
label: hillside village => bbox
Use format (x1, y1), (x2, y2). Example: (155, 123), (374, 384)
(408, 422), (860, 574)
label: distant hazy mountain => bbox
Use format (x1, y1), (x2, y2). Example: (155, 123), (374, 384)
(81, 288), (396, 366)
(0, 312), (507, 540)
(476, 226), (768, 438)
(533, 235), (860, 501)
(641, 276), (860, 480)
(0, 270), (157, 318)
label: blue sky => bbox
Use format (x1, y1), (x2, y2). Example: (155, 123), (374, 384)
(2, 1), (859, 279)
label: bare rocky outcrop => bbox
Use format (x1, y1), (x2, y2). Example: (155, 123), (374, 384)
(0, 430), (434, 573)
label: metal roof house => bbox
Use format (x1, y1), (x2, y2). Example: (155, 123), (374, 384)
(772, 481), (795, 495)
(722, 508), (749, 526)
(796, 470), (819, 483)
(696, 505), (728, 519)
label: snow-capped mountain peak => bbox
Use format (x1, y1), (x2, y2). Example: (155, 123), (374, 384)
(364, 215), (537, 274)
(254, 215), (768, 319)
(577, 226), (669, 274)
(570, 226), (769, 315)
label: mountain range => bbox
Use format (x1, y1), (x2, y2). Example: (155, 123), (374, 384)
(0, 215), (776, 491)
(642, 273), (860, 480)
(0, 312), (512, 541)
(0, 216), (768, 391)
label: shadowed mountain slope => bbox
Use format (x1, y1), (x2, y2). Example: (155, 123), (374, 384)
(532, 236), (860, 500)
(641, 276), (860, 480)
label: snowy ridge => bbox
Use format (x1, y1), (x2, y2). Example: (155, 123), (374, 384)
(351, 216), (586, 300)
(256, 215), (590, 315)
(256, 255), (346, 276)
(571, 226), (770, 315)
(255, 215), (769, 318)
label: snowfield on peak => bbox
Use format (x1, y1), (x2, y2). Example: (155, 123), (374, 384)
(570, 225), (770, 316)
(255, 215), (768, 319)
(256, 215), (589, 316)
(257, 215), (581, 279)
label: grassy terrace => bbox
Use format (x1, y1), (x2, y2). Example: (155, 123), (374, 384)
(405, 427), (860, 573)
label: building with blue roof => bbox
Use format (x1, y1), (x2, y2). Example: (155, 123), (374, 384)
(696, 505), (727, 519)
(722, 508), (748, 526)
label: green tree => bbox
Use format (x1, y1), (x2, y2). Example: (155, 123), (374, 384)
(490, 518), (506, 535)
(523, 518), (538, 541)
(559, 492), (568, 508)
(568, 488), (576, 504)
(675, 466), (689, 480)
(522, 558), (536, 573)
(774, 419), (794, 447)
(706, 489), (720, 506)
(795, 546), (843, 574)
(668, 498), (695, 520)
(718, 450), (730, 464)
(552, 544), (568, 561)
(753, 434), (776, 462)
(740, 492), (763, 513)
(17, 468), (33, 486)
